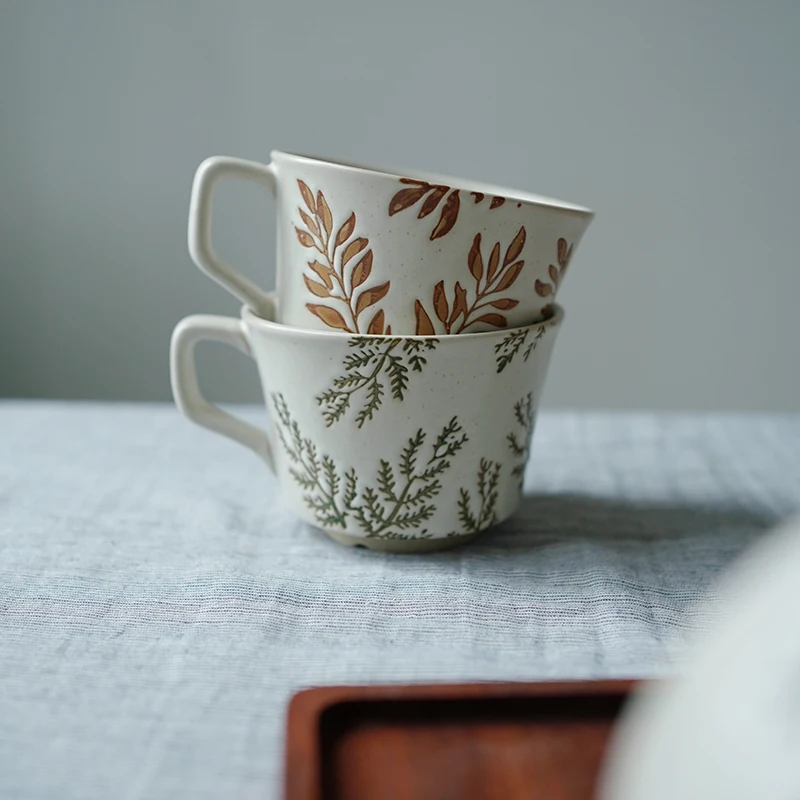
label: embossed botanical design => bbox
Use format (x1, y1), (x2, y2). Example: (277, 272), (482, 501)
(534, 237), (574, 318)
(507, 392), (535, 488)
(273, 392), (353, 529)
(414, 227), (527, 335)
(316, 337), (438, 428)
(273, 392), (468, 540)
(456, 458), (501, 534)
(388, 179), (507, 241)
(295, 180), (390, 333)
(352, 417), (468, 540)
(494, 322), (551, 373)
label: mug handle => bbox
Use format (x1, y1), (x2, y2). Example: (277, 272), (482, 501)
(188, 156), (277, 320)
(170, 314), (274, 470)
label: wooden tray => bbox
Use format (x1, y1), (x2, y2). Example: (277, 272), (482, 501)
(285, 680), (636, 799)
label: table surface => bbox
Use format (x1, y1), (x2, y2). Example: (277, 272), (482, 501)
(1, 401), (799, 800)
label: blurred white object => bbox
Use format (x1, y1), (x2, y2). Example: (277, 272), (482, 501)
(600, 514), (800, 800)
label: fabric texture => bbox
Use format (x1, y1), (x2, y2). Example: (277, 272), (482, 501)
(1, 401), (799, 799)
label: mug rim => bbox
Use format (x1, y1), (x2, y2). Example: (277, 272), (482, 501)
(241, 301), (564, 341)
(270, 150), (594, 219)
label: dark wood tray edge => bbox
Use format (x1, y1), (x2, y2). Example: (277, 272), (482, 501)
(285, 679), (639, 800)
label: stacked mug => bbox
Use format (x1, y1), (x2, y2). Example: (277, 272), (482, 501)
(170, 152), (594, 552)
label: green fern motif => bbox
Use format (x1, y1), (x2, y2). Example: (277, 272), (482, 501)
(272, 393), (352, 528)
(272, 392), (466, 539)
(352, 417), (468, 539)
(506, 392), (535, 488)
(494, 325), (547, 373)
(455, 458), (502, 534)
(316, 337), (439, 427)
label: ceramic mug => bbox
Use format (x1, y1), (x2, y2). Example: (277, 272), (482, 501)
(170, 299), (564, 553)
(188, 150), (591, 335)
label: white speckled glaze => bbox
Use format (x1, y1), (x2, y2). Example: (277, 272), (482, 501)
(170, 300), (564, 553)
(188, 150), (591, 335)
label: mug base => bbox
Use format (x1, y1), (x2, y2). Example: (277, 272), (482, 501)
(324, 529), (481, 554)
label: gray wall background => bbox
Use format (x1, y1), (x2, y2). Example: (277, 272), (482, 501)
(1, 0), (798, 410)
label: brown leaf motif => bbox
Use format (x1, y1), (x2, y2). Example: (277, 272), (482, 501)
(306, 304), (350, 331)
(316, 192), (332, 238)
(487, 242), (501, 283)
(450, 282), (468, 325)
(488, 298), (519, 310)
(299, 208), (319, 236)
(414, 300), (436, 336)
(429, 190), (460, 240)
(418, 185), (450, 218)
(303, 274), (330, 297)
(335, 213), (356, 247)
(504, 227), (526, 266)
(468, 234), (483, 281)
(308, 260), (334, 289)
(341, 237), (368, 267)
(533, 237), (574, 298)
(355, 281), (390, 316)
(298, 180), (316, 213)
(494, 261), (523, 293)
(413, 226), (528, 334)
(350, 251), (373, 289)
(388, 178), (506, 239)
(433, 280), (448, 323)
(295, 180), (392, 333)
(295, 228), (315, 248)
(367, 310), (385, 335)
(388, 183), (430, 215)
(472, 313), (508, 328)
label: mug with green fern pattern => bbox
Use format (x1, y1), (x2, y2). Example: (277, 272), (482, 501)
(170, 297), (565, 553)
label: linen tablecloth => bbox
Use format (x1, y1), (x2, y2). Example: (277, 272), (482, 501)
(1, 401), (798, 799)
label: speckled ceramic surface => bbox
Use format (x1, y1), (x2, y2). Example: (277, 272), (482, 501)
(188, 151), (591, 335)
(170, 301), (564, 552)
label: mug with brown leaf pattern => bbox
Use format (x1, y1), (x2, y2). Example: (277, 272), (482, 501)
(188, 151), (593, 334)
